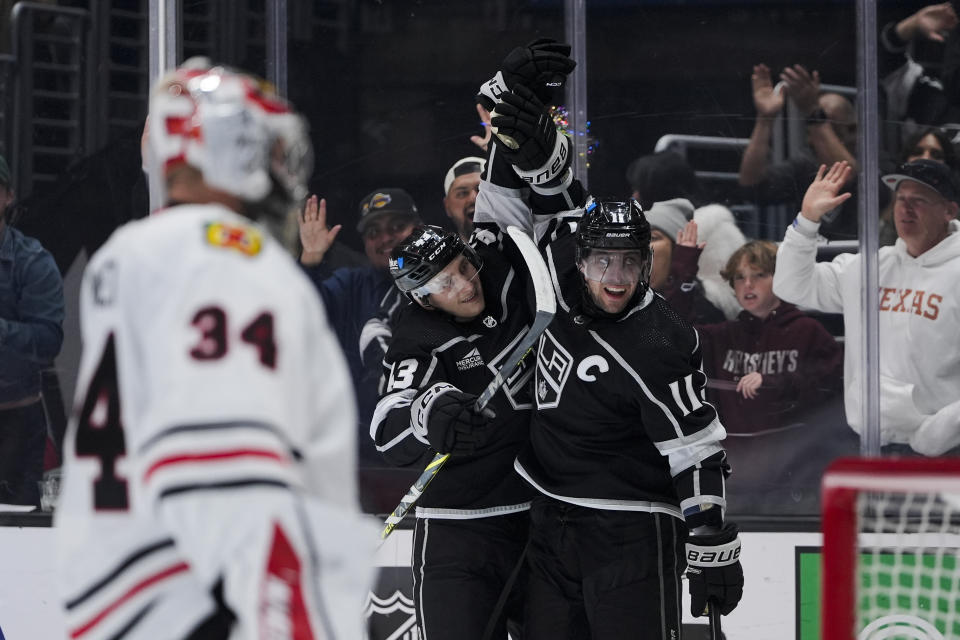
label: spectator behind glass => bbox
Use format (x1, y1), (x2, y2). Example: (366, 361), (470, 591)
(775, 160), (960, 456)
(881, 2), (960, 127)
(442, 156), (485, 239)
(671, 228), (849, 514)
(0, 153), (64, 506)
(738, 63), (869, 240)
(880, 127), (959, 245)
(626, 151), (702, 211)
(697, 240), (843, 434)
(626, 152), (747, 319)
(298, 188), (420, 465)
(646, 198), (732, 325)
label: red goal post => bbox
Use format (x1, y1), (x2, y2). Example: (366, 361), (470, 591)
(821, 456), (960, 640)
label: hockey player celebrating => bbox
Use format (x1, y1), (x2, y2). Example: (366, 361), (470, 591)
(371, 222), (537, 639)
(55, 60), (375, 639)
(480, 69), (744, 637)
(370, 38), (577, 640)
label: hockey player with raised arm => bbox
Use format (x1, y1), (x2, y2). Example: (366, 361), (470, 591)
(369, 39), (575, 640)
(55, 61), (376, 640)
(479, 62), (744, 638)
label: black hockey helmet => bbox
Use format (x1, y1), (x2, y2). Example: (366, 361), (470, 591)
(576, 197), (652, 254)
(576, 197), (653, 297)
(389, 225), (483, 302)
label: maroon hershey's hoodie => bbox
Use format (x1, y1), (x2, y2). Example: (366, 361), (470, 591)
(696, 303), (843, 434)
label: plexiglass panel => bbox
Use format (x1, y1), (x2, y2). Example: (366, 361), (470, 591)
(2, 0), (958, 529)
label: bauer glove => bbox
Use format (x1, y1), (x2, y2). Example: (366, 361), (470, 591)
(685, 521), (744, 616)
(476, 38), (576, 111)
(419, 388), (495, 457)
(490, 85), (571, 188)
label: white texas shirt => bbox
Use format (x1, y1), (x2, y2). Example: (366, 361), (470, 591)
(775, 217), (960, 449)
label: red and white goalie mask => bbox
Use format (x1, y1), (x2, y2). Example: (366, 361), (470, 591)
(144, 58), (312, 224)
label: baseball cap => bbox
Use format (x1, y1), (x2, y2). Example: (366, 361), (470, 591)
(0, 154), (10, 188)
(645, 198), (695, 242)
(882, 159), (960, 204)
(443, 157), (485, 196)
(357, 188), (420, 232)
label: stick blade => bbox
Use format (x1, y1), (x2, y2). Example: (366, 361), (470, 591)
(507, 225), (555, 316)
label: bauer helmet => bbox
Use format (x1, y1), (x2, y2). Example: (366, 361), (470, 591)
(144, 58), (312, 230)
(389, 225), (483, 306)
(576, 197), (653, 295)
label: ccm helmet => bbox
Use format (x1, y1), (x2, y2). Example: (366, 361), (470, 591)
(576, 197), (653, 294)
(389, 225), (483, 305)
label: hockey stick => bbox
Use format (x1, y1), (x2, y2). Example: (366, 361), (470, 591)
(709, 601), (723, 640)
(380, 225), (556, 541)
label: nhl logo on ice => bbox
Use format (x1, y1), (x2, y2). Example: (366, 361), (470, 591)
(483, 316), (497, 328)
(364, 589), (417, 640)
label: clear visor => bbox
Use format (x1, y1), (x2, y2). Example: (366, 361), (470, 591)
(414, 250), (483, 297)
(579, 250), (646, 285)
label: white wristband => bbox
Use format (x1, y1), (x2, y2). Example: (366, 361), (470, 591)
(686, 536), (742, 567)
(514, 134), (570, 186)
(792, 213), (821, 238)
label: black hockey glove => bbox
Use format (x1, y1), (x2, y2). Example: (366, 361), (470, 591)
(685, 521), (744, 617)
(490, 85), (571, 188)
(476, 38), (576, 111)
(425, 390), (495, 457)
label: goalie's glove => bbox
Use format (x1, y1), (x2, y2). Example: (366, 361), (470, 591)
(477, 38), (576, 111)
(417, 387), (495, 457)
(490, 85), (571, 188)
(685, 521), (744, 616)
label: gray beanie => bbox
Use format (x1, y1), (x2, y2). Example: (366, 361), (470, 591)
(645, 198), (694, 242)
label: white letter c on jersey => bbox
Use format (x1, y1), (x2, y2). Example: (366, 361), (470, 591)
(577, 355), (609, 382)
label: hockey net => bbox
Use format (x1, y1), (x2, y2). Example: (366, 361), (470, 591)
(822, 457), (960, 640)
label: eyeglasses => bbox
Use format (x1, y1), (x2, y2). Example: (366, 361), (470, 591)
(580, 250), (646, 284)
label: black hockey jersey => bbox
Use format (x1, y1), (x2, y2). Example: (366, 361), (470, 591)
(371, 229), (536, 516)
(515, 216), (730, 527)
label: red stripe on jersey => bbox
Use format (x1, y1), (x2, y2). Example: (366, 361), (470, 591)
(69, 561), (190, 639)
(260, 522), (317, 640)
(144, 449), (288, 482)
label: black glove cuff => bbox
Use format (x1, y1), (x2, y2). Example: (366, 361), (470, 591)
(486, 138), (530, 191)
(513, 134), (569, 186)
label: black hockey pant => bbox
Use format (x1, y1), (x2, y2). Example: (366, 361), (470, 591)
(411, 511), (528, 640)
(524, 497), (687, 640)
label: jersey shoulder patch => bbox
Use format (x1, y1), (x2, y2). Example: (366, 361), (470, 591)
(203, 220), (263, 257)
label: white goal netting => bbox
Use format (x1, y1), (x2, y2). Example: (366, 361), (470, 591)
(855, 490), (960, 640)
(822, 459), (960, 640)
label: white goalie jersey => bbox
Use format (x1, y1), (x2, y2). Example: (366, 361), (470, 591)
(55, 204), (376, 640)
